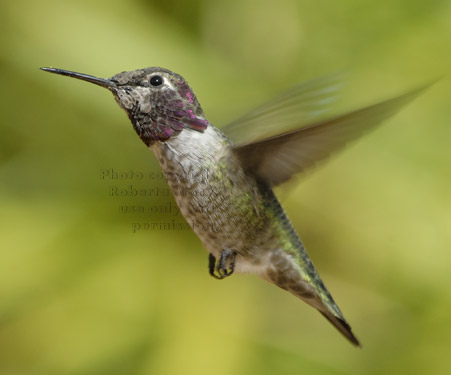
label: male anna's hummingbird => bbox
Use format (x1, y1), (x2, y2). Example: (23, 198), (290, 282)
(41, 66), (430, 346)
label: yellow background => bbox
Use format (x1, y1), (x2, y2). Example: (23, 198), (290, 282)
(1, 0), (450, 374)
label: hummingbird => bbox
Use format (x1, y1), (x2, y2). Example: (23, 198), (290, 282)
(41, 66), (430, 346)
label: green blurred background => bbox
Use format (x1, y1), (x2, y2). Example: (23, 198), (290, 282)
(1, 0), (450, 374)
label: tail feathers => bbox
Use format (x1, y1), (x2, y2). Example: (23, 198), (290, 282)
(320, 311), (361, 347)
(264, 250), (361, 346)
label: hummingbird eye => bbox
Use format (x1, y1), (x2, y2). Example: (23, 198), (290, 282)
(150, 75), (163, 87)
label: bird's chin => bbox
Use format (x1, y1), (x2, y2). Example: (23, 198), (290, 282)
(132, 121), (184, 146)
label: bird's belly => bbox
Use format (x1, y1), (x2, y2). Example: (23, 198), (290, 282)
(171, 182), (285, 278)
(167, 177), (245, 256)
(150, 133), (279, 270)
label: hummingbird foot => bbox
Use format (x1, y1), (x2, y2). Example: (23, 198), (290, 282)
(208, 249), (237, 279)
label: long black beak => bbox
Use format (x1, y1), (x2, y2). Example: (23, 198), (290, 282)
(40, 67), (116, 89)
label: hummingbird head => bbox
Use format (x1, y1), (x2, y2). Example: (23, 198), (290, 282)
(109, 67), (209, 145)
(40, 67), (209, 145)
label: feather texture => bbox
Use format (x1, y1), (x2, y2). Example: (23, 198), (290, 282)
(233, 83), (433, 186)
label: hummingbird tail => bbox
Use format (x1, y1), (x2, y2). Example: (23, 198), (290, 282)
(264, 249), (361, 346)
(319, 310), (361, 347)
(282, 278), (361, 347)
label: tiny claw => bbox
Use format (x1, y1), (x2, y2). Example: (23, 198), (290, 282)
(209, 253), (222, 279)
(208, 249), (237, 280)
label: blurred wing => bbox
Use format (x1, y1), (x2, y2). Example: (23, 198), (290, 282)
(222, 72), (346, 144)
(234, 84), (432, 187)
